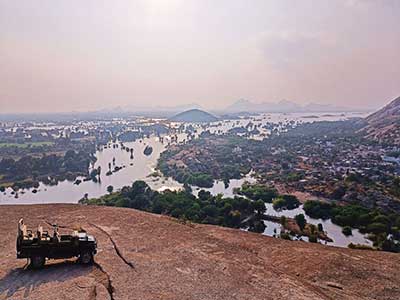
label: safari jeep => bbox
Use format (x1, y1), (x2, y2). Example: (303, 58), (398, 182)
(17, 219), (97, 268)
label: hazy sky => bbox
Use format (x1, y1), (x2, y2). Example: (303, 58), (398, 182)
(1, 0), (399, 113)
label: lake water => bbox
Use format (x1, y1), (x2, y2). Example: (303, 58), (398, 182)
(181, 112), (368, 140)
(0, 112), (372, 248)
(0, 136), (182, 204)
(263, 203), (372, 248)
(191, 172), (257, 198)
(192, 176), (372, 248)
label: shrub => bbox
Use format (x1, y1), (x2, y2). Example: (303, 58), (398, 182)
(280, 231), (292, 240)
(107, 185), (114, 194)
(237, 184), (278, 203)
(253, 199), (266, 215)
(342, 226), (352, 236)
(309, 235), (318, 243)
(272, 195), (300, 210)
(295, 214), (306, 231)
(248, 220), (266, 233)
(303, 201), (333, 220)
(367, 223), (388, 234)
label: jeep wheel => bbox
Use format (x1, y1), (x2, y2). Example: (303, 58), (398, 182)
(30, 255), (45, 269)
(79, 251), (93, 265)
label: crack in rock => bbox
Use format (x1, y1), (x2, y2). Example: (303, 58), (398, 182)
(89, 223), (136, 271)
(93, 262), (115, 300)
(87, 285), (96, 300)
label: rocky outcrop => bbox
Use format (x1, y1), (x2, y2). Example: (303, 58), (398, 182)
(169, 109), (218, 123)
(1, 204), (400, 300)
(362, 96), (400, 144)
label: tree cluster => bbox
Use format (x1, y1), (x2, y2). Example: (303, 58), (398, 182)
(80, 181), (267, 233)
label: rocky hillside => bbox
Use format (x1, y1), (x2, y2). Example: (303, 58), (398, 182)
(363, 96), (400, 143)
(1, 204), (400, 300)
(169, 109), (218, 123)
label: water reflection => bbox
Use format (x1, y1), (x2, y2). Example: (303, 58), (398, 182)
(0, 136), (182, 204)
(191, 172), (257, 198)
(262, 203), (372, 248)
(189, 177), (372, 248)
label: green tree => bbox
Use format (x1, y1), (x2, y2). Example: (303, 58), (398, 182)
(253, 199), (266, 215)
(342, 226), (352, 236)
(107, 185), (114, 194)
(295, 214), (306, 231)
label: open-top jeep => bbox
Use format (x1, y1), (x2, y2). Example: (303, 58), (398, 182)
(17, 219), (97, 268)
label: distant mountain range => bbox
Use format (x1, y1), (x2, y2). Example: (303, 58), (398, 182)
(224, 99), (358, 113)
(115, 100), (361, 115)
(169, 109), (218, 123)
(0, 99), (370, 122)
(362, 96), (400, 144)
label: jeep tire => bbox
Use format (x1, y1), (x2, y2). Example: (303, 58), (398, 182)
(30, 255), (45, 269)
(79, 251), (94, 265)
